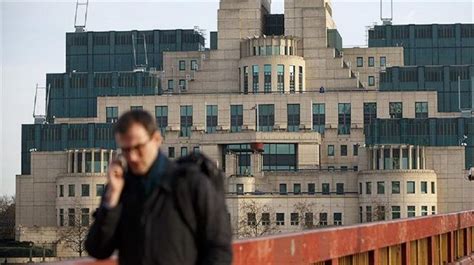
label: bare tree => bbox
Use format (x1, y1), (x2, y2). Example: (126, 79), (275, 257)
(0, 196), (15, 240)
(234, 200), (279, 239)
(370, 198), (391, 222)
(57, 207), (90, 257)
(292, 201), (325, 230)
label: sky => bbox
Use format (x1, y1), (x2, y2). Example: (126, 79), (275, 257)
(0, 0), (473, 196)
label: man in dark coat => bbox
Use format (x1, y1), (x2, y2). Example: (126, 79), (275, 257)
(85, 110), (233, 265)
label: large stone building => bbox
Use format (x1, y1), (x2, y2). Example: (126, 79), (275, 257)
(16, 0), (474, 251)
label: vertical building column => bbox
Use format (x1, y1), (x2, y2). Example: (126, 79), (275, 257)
(74, 150), (79, 173)
(399, 146), (403, 170)
(91, 149), (96, 173)
(422, 146), (426, 170)
(100, 150), (104, 174)
(408, 145), (413, 170)
(416, 146), (420, 170)
(82, 150), (86, 173)
(389, 146), (393, 170)
(373, 146), (378, 170)
(67, 151), (71, 174)
(380, 145), (385, 170)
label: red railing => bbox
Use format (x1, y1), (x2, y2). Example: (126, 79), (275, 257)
(45, 210), (474, 265)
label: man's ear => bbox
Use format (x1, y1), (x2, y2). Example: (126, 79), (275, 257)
(152, 131), (163, 144)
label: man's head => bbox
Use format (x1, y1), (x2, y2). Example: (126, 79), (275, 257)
(114, 110), (163, 176)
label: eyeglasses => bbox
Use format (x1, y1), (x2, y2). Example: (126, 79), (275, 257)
(119, 138), (152, 156)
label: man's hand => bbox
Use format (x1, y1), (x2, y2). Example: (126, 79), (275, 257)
(104, 159), (125, 208)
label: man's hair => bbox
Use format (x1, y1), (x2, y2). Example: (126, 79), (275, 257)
(114, 110), (158, 136)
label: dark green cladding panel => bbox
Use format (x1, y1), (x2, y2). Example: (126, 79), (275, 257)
(21, 123), (116, 175)
(365, 118), (474, 169)
(369, 24), (474, 66)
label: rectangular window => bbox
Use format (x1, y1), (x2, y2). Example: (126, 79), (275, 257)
(341, 145), (347, 156)
(328, 145), (335, 156)
(290, 213), (299, 226)
(168, 147), (175, 158)
(293, 183), (301, 195)
(193, 146), (199, 154)
(368, 57), (375, 67)
(312, 103), (325, 134)
(243, 66), (249, 94)
(179, 60), (186, 71)
(85, 152), (92, 173)
(68, 208), (75, 226)
(59, 209), (64, 227)
(366, 182), (372, 195)
(392, 206), (401, 219)
(359, 183), (363, 194)
(168, 80), (174, 91)
(377, 181), (385, 194)
(81, 184), (90, 197)
(191, 60), (198, 70)
(380, 57), (387, 67)
(421, 181), (428, 194)
(206, 105), (218, 134)
(357, 57), (363, 67)
(415, 102), (428, 119)
(376, 206), (386, 221)
(77, 154), (83, 173)
(305, 213), (314, 227)
(180, 105), (193, 137)
(262, 144), (297, 171)
(359, 207), (363, 223)
(431, 182), (436, 194)
(93, 151), (100, 173)
(247, 213), (256, 226)
(179, 79), (186, 90)
(81, 208), (90, 226)
(262, 213), (270, 226)
(287, 104), (300, 132)
(277, 65), (284, 93)
(106, 107), (118, 123)
(155, 106), (168, 135)
(334, 213), (342, 226)
(368, 76), (375, 86)
(96, 184), (105, 197)
(407, 181), (416, 194)
(338, 103), (351, 135)
(389, 102), (403, 119)
(364, 103), (377, 133)
(264, 64), (272, 93)
(289, 65), (296, 93)
(319, 213), (328, 226)
(258, 104), (275, 132)
(322, 183), (330, 195)
(353, 145), (359, 156)
(308, 183), (315, 195)
(130, 106), (143, 111)
(299, 66), (303, 93)
(407, 206), (416, 217)
(279, 183), (287, 195)
(252, 65), (259, 93)
(392, 181), (401, 194)
(336, 183), (344, 195)
(59, 185), (64, 197)
(181, 147), (188, 157)
(230, 105), (243, 133)
(432, 206), (436, 215)
(276, 213), (285, 226)
(68, 184), (75, 197)
(236, 184), (244, 195)
(366, 206), (372, 222)
(421, 206), (428, 216)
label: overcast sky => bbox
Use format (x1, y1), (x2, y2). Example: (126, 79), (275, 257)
(1, 0), (473, 196)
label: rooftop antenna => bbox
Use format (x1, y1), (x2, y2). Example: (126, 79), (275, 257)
(380, 0), (393, 25)
(74, 0), (89, 32)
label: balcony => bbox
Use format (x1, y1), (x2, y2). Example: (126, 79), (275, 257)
(40, 210), (474, 264)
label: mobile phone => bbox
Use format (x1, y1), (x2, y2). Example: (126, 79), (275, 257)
(115, 149), (128, 174)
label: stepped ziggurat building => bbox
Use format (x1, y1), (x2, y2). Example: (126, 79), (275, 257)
(15, 0), (474, 253)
